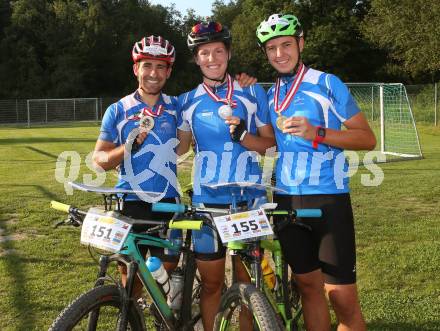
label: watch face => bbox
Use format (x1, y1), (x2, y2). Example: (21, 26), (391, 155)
(317, 127), (326, 137)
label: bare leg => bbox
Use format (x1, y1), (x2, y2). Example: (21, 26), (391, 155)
(325, 283), (366, 331)
(197, 258), (226, 331)
(295, 269), (331, 331)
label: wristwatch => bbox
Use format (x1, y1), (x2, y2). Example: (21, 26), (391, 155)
(312, 126), (326, 149)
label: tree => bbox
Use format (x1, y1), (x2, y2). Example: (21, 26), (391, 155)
(216, 0), (386, 82)
(361, 0), (440, 82)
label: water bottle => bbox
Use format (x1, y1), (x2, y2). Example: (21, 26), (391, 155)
(261, 256), (276, 290)
(146, 256), (170, 295)
(168, 268), (184, 310)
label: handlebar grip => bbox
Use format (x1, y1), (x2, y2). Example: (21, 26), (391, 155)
(152, 202), (186, 214)
(169, 220), (203, 230)
(296, 209), (322, 218)
(50, 201), (71, 213)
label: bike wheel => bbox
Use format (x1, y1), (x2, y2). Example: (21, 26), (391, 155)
(49, 284), (144, 331)
(213, 282), (283, 331)
(180, 251), (202, 330)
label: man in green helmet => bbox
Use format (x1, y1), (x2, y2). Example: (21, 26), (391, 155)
(256, 13), (376, 331)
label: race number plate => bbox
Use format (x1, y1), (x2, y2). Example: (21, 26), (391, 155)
(213, 208), (273, 243)
(80, 208), (132, 253)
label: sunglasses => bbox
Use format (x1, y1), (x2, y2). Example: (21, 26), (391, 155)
(192, 22), (222, 35)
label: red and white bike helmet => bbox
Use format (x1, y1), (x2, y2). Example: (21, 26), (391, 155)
(132, 35), (176, 64)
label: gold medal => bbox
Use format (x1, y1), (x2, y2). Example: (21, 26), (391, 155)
(218, 104), (233, 119)
(140, 115), (155, 131)
(276, 115), (287, 131)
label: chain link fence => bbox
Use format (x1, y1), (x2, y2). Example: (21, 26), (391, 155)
(0, 84), (438, 126)
(0, 97), (119, 126)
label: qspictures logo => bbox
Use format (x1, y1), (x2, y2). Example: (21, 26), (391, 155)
(55, 139), (385, 201)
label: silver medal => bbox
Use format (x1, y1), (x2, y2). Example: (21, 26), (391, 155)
(140, 115), (155, 131)
(218, 104), (233, 119)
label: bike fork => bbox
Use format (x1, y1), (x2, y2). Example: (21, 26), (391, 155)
(117, 262), (138, 331)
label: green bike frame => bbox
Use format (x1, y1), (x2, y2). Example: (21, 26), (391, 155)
(228, 237), (301, 331)
(105, 219), (202, 330)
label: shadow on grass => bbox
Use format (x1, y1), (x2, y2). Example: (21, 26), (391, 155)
(19, 256), (97, 267)
(0, 221), (36, 329)
(25, 146), (62, 159)
(13, 184), (58, 200)
(0, 137), (95, 145)
(366, 321), (440, 330)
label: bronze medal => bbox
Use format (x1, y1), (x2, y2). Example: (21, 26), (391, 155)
(276, 115), (287, 131)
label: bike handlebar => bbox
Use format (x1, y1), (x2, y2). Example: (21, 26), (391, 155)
(50, 200), (71, 213)
(169, 219), (203, 230)
(152, 202), (322, 218)
(50, 200), (203, 231)
(152, 202), (186, 213)
(296, 209), (322, 218)
(271, 209), (322, 218)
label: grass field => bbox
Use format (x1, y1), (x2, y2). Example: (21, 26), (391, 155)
(0, 123), (439, 330)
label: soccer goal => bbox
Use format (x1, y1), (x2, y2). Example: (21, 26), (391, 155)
(347, 83), (423, 161)
(26, 98), (99, 126)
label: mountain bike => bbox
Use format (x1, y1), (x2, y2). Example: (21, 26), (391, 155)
(48, 181), (205, 331)
(152, 182), (322, 331)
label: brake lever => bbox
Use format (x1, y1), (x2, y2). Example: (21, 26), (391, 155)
(53, 215), (82, 228)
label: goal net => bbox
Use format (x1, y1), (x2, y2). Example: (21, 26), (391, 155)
(347, 83), (423, 161)
(260, 82), (423, 162)
(26, 98), (99, 126)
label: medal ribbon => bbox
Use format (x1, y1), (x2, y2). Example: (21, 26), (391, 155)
(141, 104), (164, 117)
(274, 63), (307, 115)
(202, 74), (237, 108)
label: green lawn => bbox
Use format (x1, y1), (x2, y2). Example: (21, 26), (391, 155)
(0, 124), (439, 330)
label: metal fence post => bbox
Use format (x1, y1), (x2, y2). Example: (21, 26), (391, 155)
(380, 84), (385, 154)
(435, 82), (438, 126)
(27, 99), (30, 128)
(16, 99), (19, 123)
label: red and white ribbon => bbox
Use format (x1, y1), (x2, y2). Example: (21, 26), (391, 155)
(274, 63), (307, 115)
(203, 74), (237, 108)
(140, 104), (164, 117)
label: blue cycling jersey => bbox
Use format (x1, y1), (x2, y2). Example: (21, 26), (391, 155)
(99, 91), (179, 200)
(267, 68), (360, 195)
(178, 81), (271, 204)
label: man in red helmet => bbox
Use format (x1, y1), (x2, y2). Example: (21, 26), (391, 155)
(92, 35), (182, 302)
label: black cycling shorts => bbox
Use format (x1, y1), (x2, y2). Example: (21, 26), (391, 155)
(121, 198), (179, 263)
(273, 193), (357, 285)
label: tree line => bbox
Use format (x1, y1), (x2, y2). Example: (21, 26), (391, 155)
(0, 0), (438, 99)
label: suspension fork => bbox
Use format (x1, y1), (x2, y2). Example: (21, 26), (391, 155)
(118, 261), (138, 330)
(94, 255), (110, 287)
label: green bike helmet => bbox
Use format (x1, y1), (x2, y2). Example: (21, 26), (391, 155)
(256, 14), (303, 47)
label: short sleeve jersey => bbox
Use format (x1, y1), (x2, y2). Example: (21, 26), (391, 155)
(178, 81), (270, 204)
(267, 68), (361, 195)
(99, 91), (179, 200)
